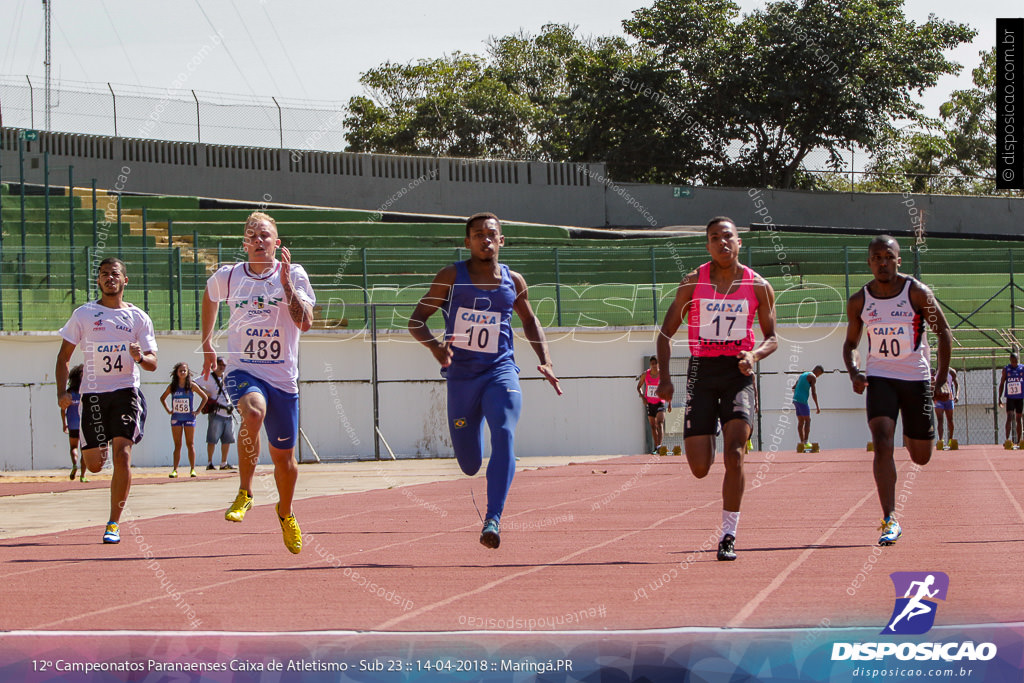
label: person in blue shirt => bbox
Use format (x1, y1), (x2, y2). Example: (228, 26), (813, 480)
(998, 350), (1024, 447)
(160, 362), (209, 478)
(793, 366), (824, 450)
(61, 364), (86, 482)
(409, 212), (561, 549)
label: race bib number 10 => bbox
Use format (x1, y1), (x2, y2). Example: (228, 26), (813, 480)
(451, 307), (500, 354)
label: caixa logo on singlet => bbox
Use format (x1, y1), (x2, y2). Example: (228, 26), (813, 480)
(831, 572), (997, 662)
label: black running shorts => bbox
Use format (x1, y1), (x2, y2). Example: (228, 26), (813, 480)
(865, 375), (935, 441)
(682, 356), (755, 438)
(80, 387), (147, 450)
(1006, 397), (1024, 414)
(646, 402), (667, 418)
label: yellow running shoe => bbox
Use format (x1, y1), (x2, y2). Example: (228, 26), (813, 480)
(189, 469), (197, 478)
(169, 470), (178, 479)
(276, 503), (302, 554)
(225, 489), (253, 522)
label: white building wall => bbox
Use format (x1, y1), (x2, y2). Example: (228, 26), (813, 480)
(0, 325), (951, 471)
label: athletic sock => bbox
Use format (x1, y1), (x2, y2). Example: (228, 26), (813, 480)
(722, 510), (740, 540)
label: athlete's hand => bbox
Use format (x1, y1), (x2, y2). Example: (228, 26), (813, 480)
(737, 351), (755, 376)
(280, 246), (293, 289)
(57, 391), (72, 411)
(815, 407), (821, 414)
(431, 339), (453, 367)
(851, 372), (867, 395)
(202, 346), (217, 380)
(657, 379), (674, 404)
(129, 342), (143, 362)
(538, 363), (562, 395)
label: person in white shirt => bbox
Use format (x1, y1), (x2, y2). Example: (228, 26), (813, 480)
(201, 212), (314, 554)
(56, 257), (158, 544)
(199, 356), (236, 470)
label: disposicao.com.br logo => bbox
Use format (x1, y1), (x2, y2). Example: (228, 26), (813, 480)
(832, 572), (998, 662)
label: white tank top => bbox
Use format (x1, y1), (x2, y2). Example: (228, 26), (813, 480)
(861, 277), (930, 381)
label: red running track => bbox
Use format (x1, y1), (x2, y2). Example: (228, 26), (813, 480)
(1, 445), (1021, 632)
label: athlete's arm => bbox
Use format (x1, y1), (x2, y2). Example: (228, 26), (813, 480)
(910, 280), (952, 396)
(740, 276), (778, 375)
(200, 288), (219, 380)
(160, 386), (173, 414)
(191, 382), (210, 415)
(55, 339), (76, 411)
(843, 290), (867, 394)
(655, 270), (698, 404)
(280, 246), (313, 332)
(950, 368), (959, 401)
(130, 342), (157, 373)
(512, 271), (562, 395)
(636, 374), (645, 399)
(408, 265), (456, 367)
(809, 374), (820, 413)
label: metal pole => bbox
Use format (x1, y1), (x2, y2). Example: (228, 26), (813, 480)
(650, 246), (658, 324)
(272, 96), (283, 148)
(44, 151), (50, 282)
(18, 134), (25, 249)
(1010, 250), (1015, 330)
(0, 144), (4, 330)
(86, 246), (93, 302)
(371, 304), (381, 460)
(361, 247), (369, 326)
(176, 246), (183, 329)
(91, 178), (97, 245)
(142, 208), (149, 312)
(554, 247), (562, 327)
(168, 244), (175, 330)
(192, 90), (200, 143)
(68, 165), (75, 305)
(108, 83), (117, 137)
(844, 246), (850, 299)
(193, 231), (200, 329)
(993, 357), (999, 445)
(26, 76), (34, 128)
(116, 192), (122, 258)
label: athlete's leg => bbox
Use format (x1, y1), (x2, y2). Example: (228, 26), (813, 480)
(108, 436), (133, 524)
(869, 416), (898, 516)
(905, 437), (933, 466)
(480, 367), (523, 522)
(221, 443), (231, 466)
(797, 415), (809, 443)
(236, 392), (267, 496)
(653, 411), (665, 448)
(935, 409), (946, 442)
(207, 442), (216, 467)
(1015, 412), (1023, 442)
(170, 424), (183, 470)
(721, 418), (751, 512)
(447, 377), (486, 476)
(1006, 409), (1012, 441)
(684, 435), (716, 478)
(269, 445), (298, 517)
(184, 425), (197, 470)
(83, 446), (107, 472)
(69, 436), (80, 469)
(945, 409), (954, 441)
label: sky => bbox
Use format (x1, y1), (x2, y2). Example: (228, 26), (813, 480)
(0, 0), (1019, 142)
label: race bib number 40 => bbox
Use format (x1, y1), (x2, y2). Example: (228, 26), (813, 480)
(698, 300), (749, 341)
(868, 323), (913, 359)
(451, 307), (500, 354)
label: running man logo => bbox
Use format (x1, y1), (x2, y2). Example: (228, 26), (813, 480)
(453, 418), (467, 429)
(881, 571), (949, 635)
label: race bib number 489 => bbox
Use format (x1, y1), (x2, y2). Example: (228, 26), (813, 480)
(451, 307), (500, 354)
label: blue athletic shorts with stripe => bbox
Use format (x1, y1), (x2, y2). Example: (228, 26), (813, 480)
(223, 369), (299, 450)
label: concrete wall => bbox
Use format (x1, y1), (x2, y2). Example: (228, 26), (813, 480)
(3, 128), (1021, 235)
(0, 324), (934, 472)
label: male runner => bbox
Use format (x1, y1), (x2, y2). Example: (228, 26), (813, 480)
(998, 351), (1024, 448)
(656, 216), (778, 561)
(408, 212), (561, 549)
(637, 356), (668, 454)
(793, 365), (824, 451)
(56, 257), (158, 544)
(201, 212), (315, 554)
(843, 235), (952, 546)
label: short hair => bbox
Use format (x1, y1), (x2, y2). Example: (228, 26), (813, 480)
(650, 356), (658, 364)
(705, 216), (735, 234)
(1012, 350), (1019, 359)
(868, 234), (899, 253)
(97, 256), (126, 276)
(465, 212), (500, 236)
(813, 365), (824, 373)
(245, 211), (277, 231)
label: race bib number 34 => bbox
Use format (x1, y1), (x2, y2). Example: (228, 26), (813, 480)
(451, 307), (500, 354)
(91, 342), (131, 375)
(698, 300), (748, 341)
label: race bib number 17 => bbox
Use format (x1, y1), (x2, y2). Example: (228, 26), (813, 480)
(698, 300), (749, 341)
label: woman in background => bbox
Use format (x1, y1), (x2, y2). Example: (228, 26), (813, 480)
(160, 362), (208, 478)
(62, 364), (86, 482)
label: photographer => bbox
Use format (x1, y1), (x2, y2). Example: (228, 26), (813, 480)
(199, 356), (236, 470)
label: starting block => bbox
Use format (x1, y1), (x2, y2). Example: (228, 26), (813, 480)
(1004, 439), (1014, 450)
(949, 439), (959, 450)
(809, 442), (820, 453)
(657, 446), (668, 456)
(672, 445), (682, 455)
